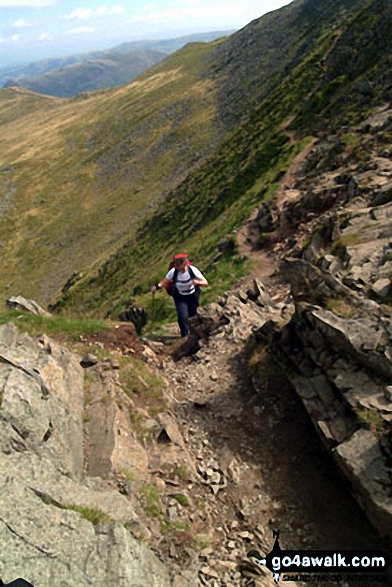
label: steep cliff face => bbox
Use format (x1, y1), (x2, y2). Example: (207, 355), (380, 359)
(209, 0), (369, 129)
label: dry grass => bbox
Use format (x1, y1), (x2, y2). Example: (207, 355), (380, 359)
(0, 42), (220, 307)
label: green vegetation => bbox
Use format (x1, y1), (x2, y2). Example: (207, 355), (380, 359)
(0, 309), (109, 341)
(66, 504), (111, 525)
(248, 339), (298, 393)
(119, 356), (165, 401)
(173, 464), (189, 482)
(248, 344), (277, 390)
(161, 520), (190, 533)
(54, 4), (373, 321)
(325, 297), (359, 319)
(117, 356), (167, 428)
(139, 482), (163, 518)
(354, 407), (388, 435)
(118, 468), (137, 483)
(194, 534), (211, 550)
(0, 41), (222, 311)
(330, 233), (362, 259)
(171, 493), (190, 507)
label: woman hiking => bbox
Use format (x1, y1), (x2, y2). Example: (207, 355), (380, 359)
(151, 253), (208, 337)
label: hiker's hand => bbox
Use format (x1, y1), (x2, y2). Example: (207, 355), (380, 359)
(151, 285), (157, 293)
(193, 278), (208, 287)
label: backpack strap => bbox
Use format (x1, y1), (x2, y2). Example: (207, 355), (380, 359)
(172, 265), (200, 296)
(188, 266), (201, 298)
(173, 266), (193, 284)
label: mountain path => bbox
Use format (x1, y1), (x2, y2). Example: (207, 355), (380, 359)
(236, 133), (318, 296)
(149, 135), (384, 585)
(157, 298), (382, 586)
(234, 25), (345, 293)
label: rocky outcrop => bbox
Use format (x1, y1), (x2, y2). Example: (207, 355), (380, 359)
(0, 323), (175, 586)
(334, 429), (392, 540)
(6, 295), (51, 318)
(273, 294), (392, 538)
(275, 297), (392, 427)
(83, 359), (150, 484)
(262, 143), (392, 541)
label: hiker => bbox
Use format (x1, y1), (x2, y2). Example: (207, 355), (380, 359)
(151, 253), (208, 337)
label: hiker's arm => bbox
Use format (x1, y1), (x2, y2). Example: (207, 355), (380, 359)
(191, 267), (208, 287)
(192, 276), (208, 287)
(151, 277), (171, 293)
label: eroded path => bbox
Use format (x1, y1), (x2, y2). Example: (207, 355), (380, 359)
(150, 285), (384, 587)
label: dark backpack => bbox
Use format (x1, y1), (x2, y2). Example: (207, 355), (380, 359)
(166, 264), (199, 297)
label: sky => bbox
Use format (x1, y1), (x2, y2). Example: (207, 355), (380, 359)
(0, 0), (293, 68)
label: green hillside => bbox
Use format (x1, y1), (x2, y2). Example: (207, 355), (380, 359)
(1, 0), (390, 323)
(0, 40), (225, 306)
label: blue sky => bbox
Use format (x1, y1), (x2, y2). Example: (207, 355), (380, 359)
(0, 0), (292, 67)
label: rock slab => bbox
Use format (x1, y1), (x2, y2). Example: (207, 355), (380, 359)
(0, 323), (173, 586)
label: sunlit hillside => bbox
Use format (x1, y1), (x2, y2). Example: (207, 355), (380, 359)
(1, 0), (390, 321)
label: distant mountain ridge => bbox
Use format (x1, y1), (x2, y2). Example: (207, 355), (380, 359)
(3, 50), (167, 98)
(1, 30), (235, 97)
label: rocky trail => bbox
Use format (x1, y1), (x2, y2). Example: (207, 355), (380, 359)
(1, 285), (387, 586)
(150, 289), (385, 587)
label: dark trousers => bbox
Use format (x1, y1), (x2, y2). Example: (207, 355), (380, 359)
(173, 291), (199, 337)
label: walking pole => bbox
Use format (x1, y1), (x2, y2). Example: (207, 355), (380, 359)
(149, 290), (155, 337)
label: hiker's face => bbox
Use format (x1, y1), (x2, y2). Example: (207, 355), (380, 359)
(174, 259), (187, 271)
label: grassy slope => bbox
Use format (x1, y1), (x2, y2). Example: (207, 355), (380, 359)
(56, 0), (389, 320)
(1, 0), (390, 322)
(208, 0), (365, 129)
(0, 41), (224, 306)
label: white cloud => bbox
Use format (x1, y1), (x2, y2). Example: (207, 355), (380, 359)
(11, 34), (20, 41)
(0, 0), (56, 6)
(12, 19), (31, 27)
(68, 8), (94, 20)
(126, 0), (291, 28)
(38, 31), (53, 40)
(111, 5), (124, 14)
(63, 4), (125, 21)
(96, 5), (124, 16)
(66, 26), (95, 35)
(126, 2), (227, 25)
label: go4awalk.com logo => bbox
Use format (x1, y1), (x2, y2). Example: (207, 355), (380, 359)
(247, 530), (389, 584)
